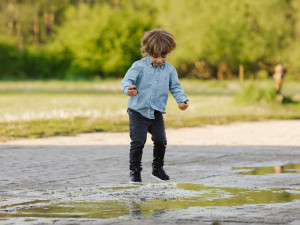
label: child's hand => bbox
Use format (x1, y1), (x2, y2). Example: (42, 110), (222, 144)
(127, 85), (138, 96)
(178, 100), (189, 110)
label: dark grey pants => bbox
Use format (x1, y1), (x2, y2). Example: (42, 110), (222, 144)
(127, 108), (167, 171)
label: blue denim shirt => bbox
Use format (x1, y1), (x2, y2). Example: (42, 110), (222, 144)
(121, 56), (187, 119)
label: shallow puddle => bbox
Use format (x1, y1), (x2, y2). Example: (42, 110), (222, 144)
(1, 183), (300, 220)
(0, 200), (50, 209)
(232, 163), (300, 175)
(98, 185), (140, 190)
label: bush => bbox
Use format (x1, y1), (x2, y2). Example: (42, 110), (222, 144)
(235, 82), (276, 104)
(256, 70), (269, 80)
(0, 43), (73, 80)
(0, 43), (22, 79)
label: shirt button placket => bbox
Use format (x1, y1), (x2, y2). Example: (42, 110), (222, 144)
(150, 66), (156, 119)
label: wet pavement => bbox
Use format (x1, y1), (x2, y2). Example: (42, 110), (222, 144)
(0, 145), (300, 224)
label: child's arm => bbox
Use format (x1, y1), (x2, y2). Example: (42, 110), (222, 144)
(169, 68), (189, 110)
(121, 62), (141, 96)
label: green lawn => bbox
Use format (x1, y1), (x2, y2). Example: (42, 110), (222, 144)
(0, 79), (299, 140)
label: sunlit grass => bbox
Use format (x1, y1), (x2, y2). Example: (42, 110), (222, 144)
(0, 79), (122, 93)
(0, 79), (299, 140)
(0, 93), (128, 122)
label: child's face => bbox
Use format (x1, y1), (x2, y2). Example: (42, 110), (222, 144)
(150, 54), (169, 67)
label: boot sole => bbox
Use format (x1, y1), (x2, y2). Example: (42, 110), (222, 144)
(151, 174), (170, 182)
(129, 179), (142, 185)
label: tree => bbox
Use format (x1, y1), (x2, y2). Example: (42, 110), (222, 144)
(285, 0), (300, 77)
(0, 0), (299, 79)
(154, 0), (293, 79)
(48, 1), (156, 78)
(0, 0), (70, 49)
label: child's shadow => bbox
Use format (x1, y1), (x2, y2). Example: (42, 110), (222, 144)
(281, 95), (299, 104)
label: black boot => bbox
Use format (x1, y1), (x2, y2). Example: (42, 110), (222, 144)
(130, 169), (142, 184)
(129, 147), (143, 184)
(152, 167), (169, 181)
(151, 141), (170, 181)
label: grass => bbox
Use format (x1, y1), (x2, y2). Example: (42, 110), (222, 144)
(0, 79), (299, 140)
(234, 82), (277, 104)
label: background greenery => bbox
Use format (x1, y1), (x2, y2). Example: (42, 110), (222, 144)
(1, 1), (299, 140)
(1, 0), (300, 80)
(0, 79), (299, 140)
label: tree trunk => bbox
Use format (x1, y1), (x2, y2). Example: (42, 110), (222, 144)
(7, 0), (17, 35)
(217, 61), (233, 80)
(16, 22), (23, 51)
(44, 12), (55, 35)
(217, 61), (225, 80)
(33, 13), (40, 45)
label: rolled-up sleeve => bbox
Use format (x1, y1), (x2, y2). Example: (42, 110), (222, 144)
(121, 62), (141, 96)
(169, 68), (187, 103)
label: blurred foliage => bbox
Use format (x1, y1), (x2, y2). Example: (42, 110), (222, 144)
(0, 0), (300, 79)
(158, 0), (294, 79)
(256, 70), (270, 80)
(234, 82), (277, 104)
(0, 80), (299, 138)
(47, 2), (155, 78)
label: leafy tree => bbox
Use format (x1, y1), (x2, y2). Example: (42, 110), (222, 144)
(155, 0), (293, 79)
(0, 0), (299, 79)
(285, 0), (300, 77)
(48, 1), (156, 78)
(0, 0), (70, 48)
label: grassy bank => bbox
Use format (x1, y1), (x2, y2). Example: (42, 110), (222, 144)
(0, 79), (299, 140)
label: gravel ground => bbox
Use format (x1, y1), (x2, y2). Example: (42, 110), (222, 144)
(0, 120), (300, 224)
(0, 145), (300, 224)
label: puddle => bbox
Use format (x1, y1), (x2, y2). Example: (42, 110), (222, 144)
(99, 185), (140, 190)
(0, 200), (50, 209)
(232, 163), (300, 175)
(24, 219), (36, 222)
(1, 183), (299, 220)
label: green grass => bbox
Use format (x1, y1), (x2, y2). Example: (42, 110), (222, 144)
(0, 79), (299, 140)
(234, 82), (277, 104)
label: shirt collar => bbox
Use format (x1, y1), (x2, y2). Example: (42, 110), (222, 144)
(146, 56), (166, 69)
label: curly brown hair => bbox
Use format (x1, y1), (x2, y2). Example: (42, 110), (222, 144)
(141, 29), (176, 57)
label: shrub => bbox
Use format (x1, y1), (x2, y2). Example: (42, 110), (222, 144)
(256, 70), (269, 80)
(235, 82), (276, 104)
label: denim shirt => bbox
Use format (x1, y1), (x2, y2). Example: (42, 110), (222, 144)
(121, 56), (187, 119)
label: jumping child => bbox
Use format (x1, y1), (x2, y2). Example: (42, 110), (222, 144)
(121, 29), (189, 184)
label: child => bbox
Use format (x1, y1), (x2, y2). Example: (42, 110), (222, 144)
(273, 64), (285, 95)
(121, 29), (189, 184)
